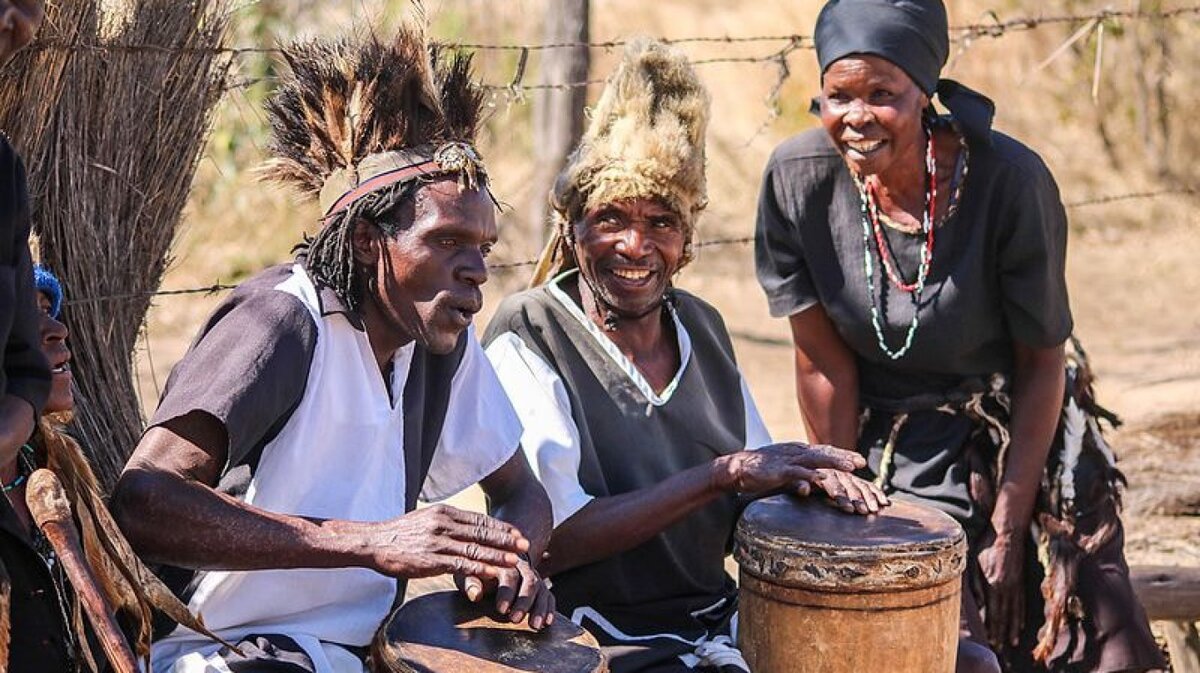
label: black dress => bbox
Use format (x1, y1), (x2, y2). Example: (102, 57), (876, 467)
(1, 453), (76, 673)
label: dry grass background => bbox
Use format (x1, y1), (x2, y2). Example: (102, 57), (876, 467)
(133, 0), (1198, 566)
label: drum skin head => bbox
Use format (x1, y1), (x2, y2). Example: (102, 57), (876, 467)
(742, 494), (962, 548)
(734, 495), (967, 593)
(378, 590), (606, 673)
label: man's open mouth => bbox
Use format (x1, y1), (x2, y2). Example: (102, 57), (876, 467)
(606, 266), (659, 289)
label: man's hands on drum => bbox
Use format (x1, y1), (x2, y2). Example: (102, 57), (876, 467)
(456, 555), (556, 631)
(366, 504), (529, 580)
(712, 443), (888, 515)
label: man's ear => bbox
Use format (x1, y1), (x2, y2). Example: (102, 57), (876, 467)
(350, 218), (380, 266)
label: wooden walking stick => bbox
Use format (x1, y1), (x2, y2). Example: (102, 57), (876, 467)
(25, 469), (138, 673)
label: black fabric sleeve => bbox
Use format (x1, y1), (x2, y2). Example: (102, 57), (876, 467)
(997, 159), (1074, 348)
(149, 285), (317, 470)
(1, 147), (50, 413)
(754, 155), (820, 318)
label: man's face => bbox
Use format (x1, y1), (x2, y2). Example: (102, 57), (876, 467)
(358, 178), (496, 355)
(572, 197), (686, 320)
(0, 0), (43, 66)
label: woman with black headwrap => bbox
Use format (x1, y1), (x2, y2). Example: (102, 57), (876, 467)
(754, 1), (1164, 671)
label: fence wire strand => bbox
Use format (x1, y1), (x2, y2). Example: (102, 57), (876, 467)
(26, 5), (1200, 59)
(40, 5), (1200, 308)
(61, 186), (1198, 307)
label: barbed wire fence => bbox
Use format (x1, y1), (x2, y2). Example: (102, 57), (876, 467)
(64, 185), (1199, 310)
(34, 5), (1200, 365)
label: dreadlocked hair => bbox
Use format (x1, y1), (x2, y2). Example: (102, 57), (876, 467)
(294, 180), (418, 313)
(262, 26), (487, 312)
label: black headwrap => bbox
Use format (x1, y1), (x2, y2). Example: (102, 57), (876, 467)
(813, 0), (996, 143)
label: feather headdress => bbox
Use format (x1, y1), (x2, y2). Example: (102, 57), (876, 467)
(532, 38), (710, 285)
(260, 24), (488, 218)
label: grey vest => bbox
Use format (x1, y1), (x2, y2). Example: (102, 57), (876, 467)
(484, 278), (747, 637)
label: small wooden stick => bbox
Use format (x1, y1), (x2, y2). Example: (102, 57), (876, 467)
(26, 469), (138, 673)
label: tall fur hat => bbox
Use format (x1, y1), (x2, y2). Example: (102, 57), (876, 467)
(533, 39), (710, 285)
(553, 38), (709, 226)
(260, 21), (488, 219)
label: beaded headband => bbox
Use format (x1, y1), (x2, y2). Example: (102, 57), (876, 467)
(318, 142), (487, 219)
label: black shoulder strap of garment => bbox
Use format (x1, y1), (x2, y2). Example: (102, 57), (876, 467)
(402, 332), (470, 512)
(394, 332), (469, 606)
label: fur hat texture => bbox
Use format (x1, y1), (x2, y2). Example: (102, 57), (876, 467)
(551, 38), (710, 230)
(260, 24), (487, 213)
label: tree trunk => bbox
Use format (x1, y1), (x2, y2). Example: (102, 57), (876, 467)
(527, 0), (589, 259)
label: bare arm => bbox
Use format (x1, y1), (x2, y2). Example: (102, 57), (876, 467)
(466, 449), (556, 627)
(788, 305), (860, 448)
(978, 340), (1066, 647)
(480, 450), (552, 565)
(540, 443), (863, 577)
(112, 411), (527, 580)
(993, 341), (1065, 535)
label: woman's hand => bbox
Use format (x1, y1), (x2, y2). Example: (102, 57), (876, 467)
(712, 443), (864, 497)
(811, 469), (889, 514)
(977, 527), (1026, 649)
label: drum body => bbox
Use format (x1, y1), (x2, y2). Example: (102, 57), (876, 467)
(734, 495), (966, 672)
(372, 590), (606, 673)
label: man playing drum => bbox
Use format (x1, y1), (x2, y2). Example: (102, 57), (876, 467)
(483, 40), (883, 673)
(112, 27), (554, 673)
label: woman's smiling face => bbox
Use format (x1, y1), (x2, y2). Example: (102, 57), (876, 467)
(819, 54), (929, 178)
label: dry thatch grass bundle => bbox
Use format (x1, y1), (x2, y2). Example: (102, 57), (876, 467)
(0, 0), (233, 491)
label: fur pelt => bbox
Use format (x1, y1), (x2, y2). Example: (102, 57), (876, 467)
(533, 38), (710, 286)
(19, 415), (234, 671)
(954, 339), (1129, 670)
(260, 25), (485, 200)
(1030, 340), (1126, 665)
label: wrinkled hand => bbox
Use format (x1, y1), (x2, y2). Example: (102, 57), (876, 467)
(457, 555), (556, 630)
(978, 528), (1026, 649)
(365, 504), (529, 580)
(713, 442), (865, 497)
(812, 469), (889, 515)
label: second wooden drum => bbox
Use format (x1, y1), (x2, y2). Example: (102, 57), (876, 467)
(734, 495), (967, 672)
(371, 590), (607, 673)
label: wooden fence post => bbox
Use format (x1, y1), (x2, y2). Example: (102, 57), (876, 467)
(527, 0), (589, 257)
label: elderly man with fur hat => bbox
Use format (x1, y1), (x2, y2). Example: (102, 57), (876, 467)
(112, 26), (553, 673)
(482, 40), (884, 673)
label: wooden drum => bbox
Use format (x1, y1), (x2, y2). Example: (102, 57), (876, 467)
(734, 495), (967, 672)
(372, 590), (607, 673)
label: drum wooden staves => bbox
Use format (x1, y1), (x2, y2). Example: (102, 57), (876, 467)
(734, 495), (967, 672)
(372, 590), (607, 673)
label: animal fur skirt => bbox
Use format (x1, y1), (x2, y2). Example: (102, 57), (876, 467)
(859, 339), (1166, 672)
